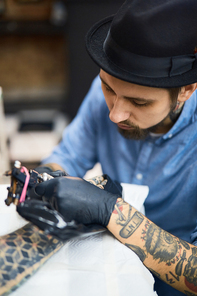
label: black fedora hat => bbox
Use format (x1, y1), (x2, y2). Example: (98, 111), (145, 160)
(86, 0), (197, 88)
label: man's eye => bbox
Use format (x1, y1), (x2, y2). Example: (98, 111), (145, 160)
(132, 100), (149, 107)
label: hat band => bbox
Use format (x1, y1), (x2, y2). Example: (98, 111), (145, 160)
(103, 32), (197, 78)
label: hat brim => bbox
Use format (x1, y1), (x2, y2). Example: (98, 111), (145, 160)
(86, 16), (197, 88)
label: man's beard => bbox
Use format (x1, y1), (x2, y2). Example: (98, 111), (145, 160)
(118, 122), (149, 140)
(117, 100), (179, 140)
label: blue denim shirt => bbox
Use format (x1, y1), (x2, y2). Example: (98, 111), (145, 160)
(43, 76), (197, 296)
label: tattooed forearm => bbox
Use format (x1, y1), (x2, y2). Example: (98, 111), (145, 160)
(119, 212), (144, 238)
(107, 200), (197, 294)
(113, 200), (144, 238)
(180, 239), (190, 250)
(113, 199), (128, 223)
(165, 273), (176, 284)
(183, 248), (197, 292)
(0, 223), (64, 296)
(144, 223), (181, 263)
(184, 291), (197, 296)
(175, 250), (187, 276)
(143, 223), (197, 293)
(125, 243), (146, 262)
(169, 271), (179, 281)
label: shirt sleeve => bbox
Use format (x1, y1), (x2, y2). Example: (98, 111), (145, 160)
(41, 75), (105, 177)
(190, 224), (197, 246)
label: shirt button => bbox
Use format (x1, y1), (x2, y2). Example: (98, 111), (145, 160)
(168, 134), (173, 138)
(136, 173), (143, 180)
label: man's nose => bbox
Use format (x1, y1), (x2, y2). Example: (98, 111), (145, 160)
(109, 97), (130, 123)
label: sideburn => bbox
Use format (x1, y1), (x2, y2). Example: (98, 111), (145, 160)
(167, 87), (183, 123)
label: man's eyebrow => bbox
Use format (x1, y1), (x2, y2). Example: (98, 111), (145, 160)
(99, 75), (112, 89)
(123, 96), (155, 103)
(99, 75), (155, 103)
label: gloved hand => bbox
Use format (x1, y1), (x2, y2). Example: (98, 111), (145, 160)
(18, 176), (120, 227)
(17, 199), (105, 241)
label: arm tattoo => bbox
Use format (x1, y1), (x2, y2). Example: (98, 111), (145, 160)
(0, 223), (64, 295)
(142, 221), (197, 293)
(165, 274), (176, 284)
(184, 291), (197, 296)
(143, 222), (182, 263)
(183, 248), (197, 292)
(175, 250), (187, 276)
(125, 244), (146, 262)
(179, 239), (190, 250)
(120, 211), (144, 238)
(113, 200), (144, 238)
(113, 202), (197, 293)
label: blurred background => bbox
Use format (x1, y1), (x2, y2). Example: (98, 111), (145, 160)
(0, 0), (123, 180)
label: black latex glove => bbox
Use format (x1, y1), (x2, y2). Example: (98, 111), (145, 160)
(17, 199), (104, 241)
(102, 174), (122, 196)
(19, 176), (120, 227)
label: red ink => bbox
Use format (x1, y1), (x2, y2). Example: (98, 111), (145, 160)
(113, 206), (123, 214)
(185, 278), (197, 292)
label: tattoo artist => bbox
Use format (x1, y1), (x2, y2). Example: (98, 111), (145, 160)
(18, 1), (197, 295)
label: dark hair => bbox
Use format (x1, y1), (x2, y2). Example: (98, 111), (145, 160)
(167, 87), (182, 103)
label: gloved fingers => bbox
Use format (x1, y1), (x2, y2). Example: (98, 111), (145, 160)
(29, 176), (81, 205)
(17, 199), (75, 238)
(26, 179), (52, 201)
(27, 178), (59, 210)
(17, 199), (105, 241)
(34, 180), (49, 197)
(34, 176), (79, 197)
(17, 199), (60, 226)
(102, 174), (122, 196)
(34, 178), (58, 198)
(25, 176), (119, 227)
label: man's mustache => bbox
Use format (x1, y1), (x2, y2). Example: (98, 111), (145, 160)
(119, 120), (139, 129)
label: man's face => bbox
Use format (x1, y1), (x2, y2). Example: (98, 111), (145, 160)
(100, 70), (177, 140)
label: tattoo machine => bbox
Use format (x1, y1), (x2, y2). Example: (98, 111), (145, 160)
(4, 160), (105, 240)
(4, 160), (54, 206)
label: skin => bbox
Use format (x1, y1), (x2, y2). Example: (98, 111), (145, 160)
(100, 69), (196, 139)
(107, 199), (197, 295)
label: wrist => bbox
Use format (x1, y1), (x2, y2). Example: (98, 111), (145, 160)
(107, 199), (143, 243)
(106, 197), (124, 228)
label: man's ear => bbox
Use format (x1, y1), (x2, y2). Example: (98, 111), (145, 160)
(178, 83), (197, 102)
